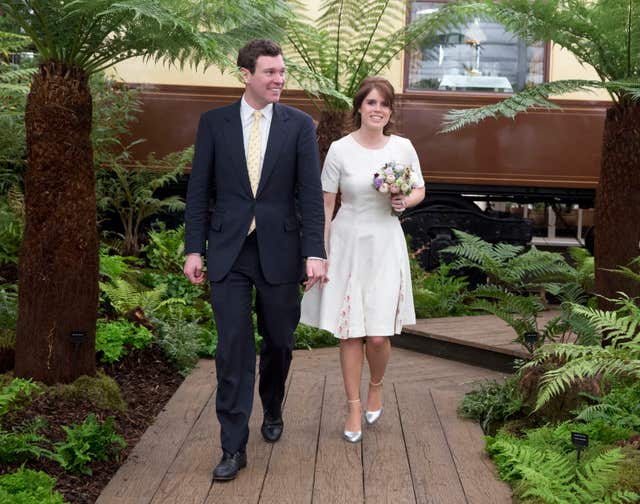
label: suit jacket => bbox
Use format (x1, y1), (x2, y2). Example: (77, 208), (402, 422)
(184, 101), (326, 284)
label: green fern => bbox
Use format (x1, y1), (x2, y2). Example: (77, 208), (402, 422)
(100, 277), (168, 316)
(487, 434), (638, 503)
(525, 296), (640, 409)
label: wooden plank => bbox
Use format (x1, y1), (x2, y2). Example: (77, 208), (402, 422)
(395, 381), (466, 504)
(149, 393), (217, 504)
(97, 360), (216, 504)
(431, 389), (512, 504)
(206, 374), (293, 504)
(312, 379), (364, 504)
(362, 383), (415, 504)
(258, 371), (324, 504)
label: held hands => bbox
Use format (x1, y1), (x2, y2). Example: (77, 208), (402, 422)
(304, 258), (329, 291)
(390, 195), (407, 213)
(184, 254), (205, 284)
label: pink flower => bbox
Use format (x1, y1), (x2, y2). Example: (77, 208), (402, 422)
(390, 184), (399, 194)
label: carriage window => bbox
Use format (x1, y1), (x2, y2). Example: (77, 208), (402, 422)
(406, 1), (545, 92)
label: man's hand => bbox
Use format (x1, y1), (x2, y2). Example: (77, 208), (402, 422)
(184, 254), (205, 284)
(304, 258), (328, 291)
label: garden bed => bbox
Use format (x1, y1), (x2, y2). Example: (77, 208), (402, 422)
(0, 345), (183, 503)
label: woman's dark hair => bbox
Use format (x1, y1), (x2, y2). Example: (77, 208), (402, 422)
(237, 39), (283, 74)
(351, 77), (396, 135)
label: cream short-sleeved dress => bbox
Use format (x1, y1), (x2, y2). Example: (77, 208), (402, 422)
(300, 134), (425, 339)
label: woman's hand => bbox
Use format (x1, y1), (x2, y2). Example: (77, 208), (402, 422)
(390, 194), (406, 213)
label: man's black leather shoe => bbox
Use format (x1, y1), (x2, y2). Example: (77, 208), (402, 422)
(261, 414), (284, 443)
(212, 451), (246, 481)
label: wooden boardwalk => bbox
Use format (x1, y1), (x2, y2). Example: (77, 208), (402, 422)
(97, 346), (511, 504)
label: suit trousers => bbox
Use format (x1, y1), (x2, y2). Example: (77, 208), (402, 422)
(210, 232), (300, 454)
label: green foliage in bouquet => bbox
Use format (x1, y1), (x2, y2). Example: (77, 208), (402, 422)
(54, 414), (125, 476)
(95, 319), (154, 364)
(0, 467), (68, 504)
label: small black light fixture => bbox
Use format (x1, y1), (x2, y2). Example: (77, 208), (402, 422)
(70, 331), (87, 347)
(571, 432), (589, 462)
(524, 331), (539, 354)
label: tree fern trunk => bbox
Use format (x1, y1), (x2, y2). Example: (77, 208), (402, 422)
(15, 61), (98, 384)
(594, 99), (640, 309)
(316, 109), (349, 163)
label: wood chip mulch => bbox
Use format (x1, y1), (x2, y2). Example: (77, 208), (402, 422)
(1, 345), (184, 503)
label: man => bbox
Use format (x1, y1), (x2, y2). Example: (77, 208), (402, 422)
(183, 39), (327, 481)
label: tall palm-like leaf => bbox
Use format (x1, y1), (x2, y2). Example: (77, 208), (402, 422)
(440, 0), (640, 307)
(283, 0), (488, 159)
(0, 0), (290, 384)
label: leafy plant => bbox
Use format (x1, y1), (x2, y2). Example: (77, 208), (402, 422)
(574, 380), (640, 433)
(143, 223), (186, 275)
(0, 192), (23, 266)
(154, 309), (209, 376)
(294, 323), (336, 350)
(0, 377), (41, 418)
(527, 294), (640, 409)
(411, 258), (472, 318)
(0, 467), (68, 504)
(0, 418), (56, 464)
(99, 248), (140, 282)
(96, 149), (190, 256)
(487, 434), (638, 504)
(100, 277), (171, 317)
(54, 414), (125, 475)
(95, 319), (154, 364)
(459, 378), (524, 434)
(0, 283), (18, 348)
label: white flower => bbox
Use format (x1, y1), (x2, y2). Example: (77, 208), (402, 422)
(379, 183), (389, 193)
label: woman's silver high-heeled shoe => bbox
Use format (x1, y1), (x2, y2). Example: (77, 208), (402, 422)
(343, 398), (362, 443)
(365, 379), (383, 426)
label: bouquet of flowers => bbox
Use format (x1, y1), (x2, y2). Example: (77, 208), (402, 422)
(373, 161), (416, 215)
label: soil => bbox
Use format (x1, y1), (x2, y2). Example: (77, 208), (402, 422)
(0, 345), (184, 503)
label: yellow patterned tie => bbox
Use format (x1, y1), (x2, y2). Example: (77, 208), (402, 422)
(247, 110), (262, 234)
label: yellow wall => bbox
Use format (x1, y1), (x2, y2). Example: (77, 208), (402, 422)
(549, 44), (610, 101)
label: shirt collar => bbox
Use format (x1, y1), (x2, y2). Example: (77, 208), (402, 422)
(240, 95), (274, 122)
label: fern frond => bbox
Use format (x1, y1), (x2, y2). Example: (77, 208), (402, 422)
(440, 79), (640, 133)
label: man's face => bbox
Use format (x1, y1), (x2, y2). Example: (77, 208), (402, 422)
(242, 54), (285, 109)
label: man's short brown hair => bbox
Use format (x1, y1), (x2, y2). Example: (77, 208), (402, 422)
(237, 39), (283, 74)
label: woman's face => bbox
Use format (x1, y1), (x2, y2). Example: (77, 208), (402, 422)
(358, 88), (391, 132)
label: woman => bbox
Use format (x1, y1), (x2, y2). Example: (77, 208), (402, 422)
(300, 77), (425, 442)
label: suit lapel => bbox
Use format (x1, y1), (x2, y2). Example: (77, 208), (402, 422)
(257, 103), (289, 197)
(223, 101), (253, 198)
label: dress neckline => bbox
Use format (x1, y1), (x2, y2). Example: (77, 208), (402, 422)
(348, 133), (393, 151)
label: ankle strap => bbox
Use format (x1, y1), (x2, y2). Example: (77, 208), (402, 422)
(347, 398), (361, 403)
(369, 379), (383, 387)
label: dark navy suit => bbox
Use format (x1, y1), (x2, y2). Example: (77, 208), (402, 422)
(184, 101), (325, 454)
